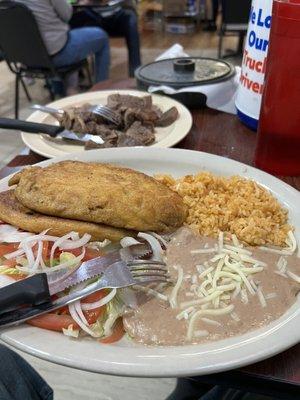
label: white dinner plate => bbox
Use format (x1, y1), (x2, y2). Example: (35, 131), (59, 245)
(0, 148), (299, 377)
(22, 90), (193, 158)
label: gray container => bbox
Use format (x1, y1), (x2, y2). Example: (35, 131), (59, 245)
(135, 57), (236, 109)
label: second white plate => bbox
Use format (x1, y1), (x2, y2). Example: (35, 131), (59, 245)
(22, 90), (193, 158)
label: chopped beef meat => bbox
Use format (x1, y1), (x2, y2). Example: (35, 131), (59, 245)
(125, 121), (155, 145)
(107, 94), (153, 110)
(117, 133), (145, 147)
(124, 108), (159, 129)
(156, 107), (179, 127)
(55, 94), (178, 149)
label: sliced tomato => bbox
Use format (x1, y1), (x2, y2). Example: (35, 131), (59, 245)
(3, 258), (18, 268)
(82, 290), (107, 325)
(0, 243), (19, 257)
(27, 313), (78, 332)
(56, 306), (69, 315)
(100, 318), (124, 344)
(6, 273), (27, 281)
(42, 241), (50, 260)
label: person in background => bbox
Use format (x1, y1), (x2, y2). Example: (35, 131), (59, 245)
(17, 0), (110, 95)
(204, 0), (220, 31)
(70, 0), (141, 77)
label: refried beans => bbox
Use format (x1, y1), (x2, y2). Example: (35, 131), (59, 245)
(123, 228), (300, 346)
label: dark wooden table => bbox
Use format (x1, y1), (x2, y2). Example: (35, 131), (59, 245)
(0, 78), (299, 398)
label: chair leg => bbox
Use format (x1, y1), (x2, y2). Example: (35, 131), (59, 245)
(218, 30), (224, 58)
(85, 63), (93, 87)
(15, 75), (20, 119)
(20, 77), (32, 102)
(237, 32), (245, 55)
(45, 78), (55, 101)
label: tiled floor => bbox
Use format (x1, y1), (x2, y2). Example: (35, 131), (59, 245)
(7, 347), (176, 400)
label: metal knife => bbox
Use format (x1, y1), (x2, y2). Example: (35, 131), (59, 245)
(0, 118), (104, 145)
(0, 251), (121, 316)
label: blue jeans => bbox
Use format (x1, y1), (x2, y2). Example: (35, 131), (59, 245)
(0, 344), (53, 400)
(52, 27), (110, 83)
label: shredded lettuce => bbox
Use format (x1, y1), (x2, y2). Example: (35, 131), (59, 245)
(103, 297), (125, 337)
(86, 295), (125, 339)
(0, 266), (22, 275)
(62, 324), (80, 338)
(88, 240), (111, 250)
(59, 252), (77, 265)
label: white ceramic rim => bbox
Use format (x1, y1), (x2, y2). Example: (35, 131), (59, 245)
(22, 90), (193, 158)
(0, 148), (299, 377)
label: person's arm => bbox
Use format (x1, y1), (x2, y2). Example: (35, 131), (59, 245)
(50, 0), (73, 22)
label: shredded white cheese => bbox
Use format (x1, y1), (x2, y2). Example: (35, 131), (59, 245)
(257, 288), (267, 308)
(176, 306), (195, 320)
(232, 234), (241, 248)
(240, 289), (249, 304)
(133, 285), (168, 301)
(286, 270), (300, 284)
(260, 231), (297, 255)
(169, 265), (184, 308)
(187, 305), (234, 340)
(201, 317), (222, 327)
(198, 266), (214, 280)
(224, 245), (252, 256)
(274, 271), (288, 278)
(180, 290), (222, 309)
(230, 312), (240, 322)
(265, 293), (277, 300)
(191, 248), (216, 254)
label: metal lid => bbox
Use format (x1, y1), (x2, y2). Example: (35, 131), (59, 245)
(135, 57), (235, 89)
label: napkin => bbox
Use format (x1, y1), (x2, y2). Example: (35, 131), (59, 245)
(149, 45), (240, 115)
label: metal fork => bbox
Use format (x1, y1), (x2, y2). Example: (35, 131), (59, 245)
(31, 104), (121, 126)
(89, 104), (121, 126)
(0, 259), (170, 328)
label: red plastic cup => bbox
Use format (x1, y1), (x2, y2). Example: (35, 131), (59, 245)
(254, 0), (300, 176)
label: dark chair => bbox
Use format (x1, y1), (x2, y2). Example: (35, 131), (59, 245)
(218, 0), (252, 58)
(0, 1), (92, 119)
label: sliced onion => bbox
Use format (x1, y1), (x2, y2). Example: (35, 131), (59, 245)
(22, 242), (36, 273)
(137, 232), (163, 261)
(120, 237), (141, 248)
(74, 300), (89, 325)
(0, 225), (34, 242)
(148, 232), (168, 248)
(81, 288), (117, 311)
(50, 232), (76, 267)
(47, 262), (82, 286)
(59, 233), (91, 250)
(4, 248), (26, 260)
(31, 240), (43, 272)
(68, 303), (99, 337)
(45, 248), (85, 273)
